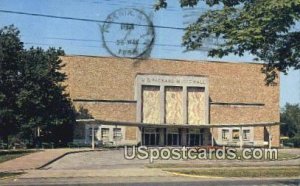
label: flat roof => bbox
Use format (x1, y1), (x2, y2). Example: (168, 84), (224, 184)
(62, 54), (264, 66)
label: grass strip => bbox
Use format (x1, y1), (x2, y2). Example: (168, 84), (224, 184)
(166, 167), (300, 177)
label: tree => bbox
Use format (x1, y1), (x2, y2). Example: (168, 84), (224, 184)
(0, 25), (75, 146)
(280, 103), (300, 137)
(0, 25), (23, 142)
(76, 106), (94, 120)
(155, 0), (300, 84)
(17, 47), (76, 145)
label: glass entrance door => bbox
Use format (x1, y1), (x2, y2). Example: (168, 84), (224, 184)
(167, 134), (179, 146)
(166, 128), (180, 146)
(188, 129), (203, 146)
(143, 128), (159, 146)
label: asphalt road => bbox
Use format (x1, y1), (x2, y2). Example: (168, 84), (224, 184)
(1, 177), (300, 186)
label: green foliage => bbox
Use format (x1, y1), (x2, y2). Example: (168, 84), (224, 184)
(155, 0), (300, 84)
(285, 135), (300, 147)
(0, 25), (23, 141)
(76, 106), (94, 119)
(0, 25), (75, 146)
(154, 0), (168, 10)
(280, 103), (300, 138)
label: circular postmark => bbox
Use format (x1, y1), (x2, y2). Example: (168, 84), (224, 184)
(101, 8), (155, 58)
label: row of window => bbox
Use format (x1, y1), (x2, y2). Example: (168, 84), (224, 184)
(221, 129), (251, 141)
(102, 128), (122, 141)
(142, 133), (204, 146)
(142, 128), (205, 146)
(89, 127), (122, 141)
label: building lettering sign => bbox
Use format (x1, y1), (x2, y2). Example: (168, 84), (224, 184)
(138, 75), (207, 86)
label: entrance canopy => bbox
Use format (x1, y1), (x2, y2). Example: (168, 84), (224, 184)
(76, 119), (280, 128)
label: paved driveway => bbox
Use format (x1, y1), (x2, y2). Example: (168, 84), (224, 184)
(44, 149), (149, 170)
(44, 148), (300, 170)
(0, 149), (91, 172)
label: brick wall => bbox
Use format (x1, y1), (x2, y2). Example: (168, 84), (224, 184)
(62, 55), (280, 147)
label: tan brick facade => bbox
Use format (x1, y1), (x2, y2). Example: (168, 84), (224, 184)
(74, 103), (136, 122)
(62, 55), (280, 147)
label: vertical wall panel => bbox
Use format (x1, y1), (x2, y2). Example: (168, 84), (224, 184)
(188, 87), (205, 124)
(142, 86), (160, 124)
(165, 87), (183, 124)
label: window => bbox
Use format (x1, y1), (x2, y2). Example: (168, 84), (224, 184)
(89, 127), (99, 141)
(189, 134), (203, 146)
(243, 129), (250, 141)
(222, 129), (230, 141)
(232, 129), (240, 140)
(167, 128), (179, 146)
(143, 128), (159, 146)
(113, 128), (122, 141)
(167, 134), (179, 146)
(101, 128), (109, 142)
(189, 129), (203, 146)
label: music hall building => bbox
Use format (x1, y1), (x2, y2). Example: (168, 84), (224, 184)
(62, 55), (280, 148)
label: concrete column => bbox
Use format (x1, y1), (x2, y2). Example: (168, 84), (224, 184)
(160, 86), (165, 124)
(159, 128), (165, 146)
(183, 86), (188, 124)
(181, 128), (187, 146)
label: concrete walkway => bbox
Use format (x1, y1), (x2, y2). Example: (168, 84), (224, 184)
(41, 148), (300, 170)
(0, 148), (92, 172)
(20, 168), (172, 178)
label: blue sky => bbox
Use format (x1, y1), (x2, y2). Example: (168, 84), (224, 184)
(0, 0), (299, 107)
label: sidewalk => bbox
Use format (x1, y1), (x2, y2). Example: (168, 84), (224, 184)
(20, 168), (172, 178)
(0, 148), (92, 172)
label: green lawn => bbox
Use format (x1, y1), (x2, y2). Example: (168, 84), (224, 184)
(0, 150), (37, 164)
(146, 151), (299, 169)
(278, 152), (299, 159)
(167, 167), (300, 177)
(143, 150), (299, 164)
